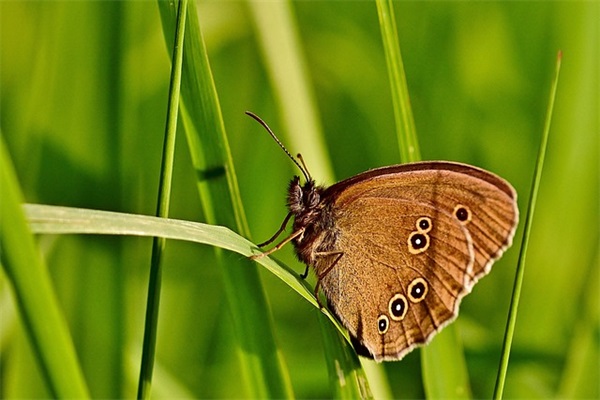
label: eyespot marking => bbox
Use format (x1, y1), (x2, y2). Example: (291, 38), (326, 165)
(416, 216), (432, 232)
(407, 277), (428, 303)
(454, 204), (471, 224)
(389, 294), (408, 321)
(377, 315), (389, 334)
(408, 232), (429, 254)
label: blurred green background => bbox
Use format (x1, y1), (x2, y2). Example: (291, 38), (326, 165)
(1, 1), (597, 398)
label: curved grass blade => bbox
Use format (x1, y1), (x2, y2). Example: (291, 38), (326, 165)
(24, 203), (347, 336)
(0, 142), (89, 398)
(375, 1), (469, 397)
(137, 0), (187, 398)
(493, 51), (563, 399)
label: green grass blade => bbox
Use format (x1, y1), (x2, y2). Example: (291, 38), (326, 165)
(24, 203), (349, 337)
(248, 3), (376, 397)
(375, 0), (421, 163)
(421, 324), (471, 399)
(248, 1), (335, 181)
(25, 204), (308, 304)
(375, 1), (469, 397)
(556, 249), (599, 398)
(359, 360), (394, 400)
(0, 141), (90, 398)
(24, 202), (363, 396)
(156, 1), (293, 397)
(318, 314), (373, 400)
(493, 51), (563, 399)
(137, 0), (187, 398)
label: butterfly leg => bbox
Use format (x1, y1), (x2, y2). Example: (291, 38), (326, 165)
(258, 212), (293, 247)
(250, 227), (305, 260)
(300, 264), (310, 279)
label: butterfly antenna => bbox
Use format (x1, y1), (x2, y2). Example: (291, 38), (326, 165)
(296, 154), (313, 181)
(245, 111), (311, 182)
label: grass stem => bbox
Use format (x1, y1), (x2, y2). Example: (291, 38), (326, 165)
(137, 0), (188, 398)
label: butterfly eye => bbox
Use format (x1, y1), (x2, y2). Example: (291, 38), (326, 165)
(306, 189), (321, 208)
(377, 315), (390, 334)
(407, 278), (428, 303)
(453, 204), (471, 224)
(389, 294), (408, 321)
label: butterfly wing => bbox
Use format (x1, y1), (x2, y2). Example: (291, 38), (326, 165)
(316, 161), (518, 361)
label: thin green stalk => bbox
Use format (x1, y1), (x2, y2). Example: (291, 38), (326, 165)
(375, 0), (421, 163)
(137, 0), (187, 398)
(0, 140), (90, 398)
(493, 51), (563, 399)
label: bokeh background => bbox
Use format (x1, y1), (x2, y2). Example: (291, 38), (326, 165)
(1, 1), (597, 398)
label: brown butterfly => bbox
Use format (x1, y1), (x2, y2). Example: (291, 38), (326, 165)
(247, 112), (519, 361)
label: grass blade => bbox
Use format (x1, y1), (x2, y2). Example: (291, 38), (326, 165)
(375, 0), (421, 163)
(319, 314), (373, 399)
(248, 1), (334, 181)
(493, 51), (563, 399)
(137, 0), (188, 398)
(156, 1), (293, 397)
(375, 1), (469, 397)
(0, 141), (89, 398)
(557, 249), (599, 398)
(421, 323), (471, 399)
(248, 3), (375, 397)
(25, 203), (304, 294)
(24, 203), (348, 338)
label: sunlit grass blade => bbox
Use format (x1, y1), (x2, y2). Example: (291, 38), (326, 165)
(156, 3), (295, 396)
(493, 51), (563, 399)
(375, 0), (421, 163)
(25, 204), (308, 302)
(0, 141), (89, 398)
(24, 203), (348, 336)
(375, 1), (469, 397)
(137, 0), (187, 398)
(248, 1), (334, 181)
(360, 360), (394, 400)
(248, 2), (379, 397)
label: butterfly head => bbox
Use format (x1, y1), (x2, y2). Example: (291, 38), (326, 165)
(287, 176), (324, 216)
(287, 175), (330, 265)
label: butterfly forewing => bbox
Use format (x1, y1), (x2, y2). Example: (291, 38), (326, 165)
(316, 162), (518, 360)
(327, 162), (518, 284)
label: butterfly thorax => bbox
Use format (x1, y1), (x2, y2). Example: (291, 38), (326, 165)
(287, 176), (338, 266)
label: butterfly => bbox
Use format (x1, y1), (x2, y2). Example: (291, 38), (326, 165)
(247, 112), (518, 361)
